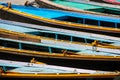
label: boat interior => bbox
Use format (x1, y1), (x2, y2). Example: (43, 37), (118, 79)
(0, 35), (120, 56)
(0, 59), (118, 74)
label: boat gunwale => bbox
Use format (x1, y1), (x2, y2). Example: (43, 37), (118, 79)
(1, 72), (120, 78)
(0, 46), (120, 61)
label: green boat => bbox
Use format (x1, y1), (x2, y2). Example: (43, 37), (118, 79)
(35, 0), (120, 17)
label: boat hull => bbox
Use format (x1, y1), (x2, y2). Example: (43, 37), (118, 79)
(0, 59), (119, 79)
(0, 51), (119, 71)
(0, 6), (120, 37)
(35, 0), (120, 17)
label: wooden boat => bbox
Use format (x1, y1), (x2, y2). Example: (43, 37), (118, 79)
(0, 34), (119, 70)
(0, 20), (120, 70)
(103, 0), (120, 5)
(0, 20), (120, 61)
(0, 59), (119, 79)
(0, 3), (120, 36)
(0, 28), (120, 61)
(0, 19), (120, 49)
(35, 0), (120, 17)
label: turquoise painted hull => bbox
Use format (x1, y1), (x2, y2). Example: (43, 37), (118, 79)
(35, 0), (120, 16)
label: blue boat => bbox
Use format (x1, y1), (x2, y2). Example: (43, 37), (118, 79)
(0, 20), (120, 69)
(0, 19), (119, 52)
(0, 19), (119, 48)
(0, 2), (120, 36)
(0, 59), (119, 79)
(1, 28), (120, 59)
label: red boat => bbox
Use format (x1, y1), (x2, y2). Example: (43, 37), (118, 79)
(103, 0), (120, 5)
